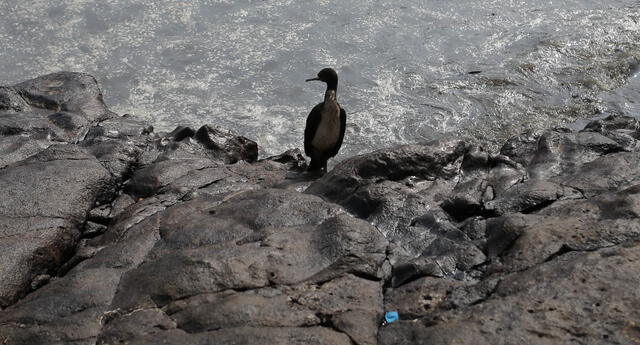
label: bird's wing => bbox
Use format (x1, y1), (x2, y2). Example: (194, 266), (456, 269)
(304, 103), (323, 156)
(328, 105), (347, 158)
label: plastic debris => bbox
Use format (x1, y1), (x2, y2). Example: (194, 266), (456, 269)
(384, 311), (399, 324)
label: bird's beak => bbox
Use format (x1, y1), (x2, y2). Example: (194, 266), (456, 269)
(305, 77), (320, 82)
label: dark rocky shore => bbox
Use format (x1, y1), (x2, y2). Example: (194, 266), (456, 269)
(0, 72), (639, 345)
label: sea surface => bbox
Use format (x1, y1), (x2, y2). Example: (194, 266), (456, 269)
(1, 0), (639, 159)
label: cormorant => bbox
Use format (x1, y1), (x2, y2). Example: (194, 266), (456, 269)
(304, 68), (346, 174)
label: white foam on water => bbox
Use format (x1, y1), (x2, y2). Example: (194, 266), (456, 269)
(1, 0), (640, 156)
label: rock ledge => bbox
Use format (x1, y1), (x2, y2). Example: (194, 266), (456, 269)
(1, 73), (639, 345)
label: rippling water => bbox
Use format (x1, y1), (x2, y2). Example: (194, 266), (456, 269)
(1, 0), (639, 158)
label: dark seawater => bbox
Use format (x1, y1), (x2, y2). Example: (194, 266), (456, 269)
(1, 0), (639, 159)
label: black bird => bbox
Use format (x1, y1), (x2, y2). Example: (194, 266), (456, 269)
(304, 68), (347, 174)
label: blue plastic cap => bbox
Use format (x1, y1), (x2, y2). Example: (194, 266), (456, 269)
(384, 311), (399, 323)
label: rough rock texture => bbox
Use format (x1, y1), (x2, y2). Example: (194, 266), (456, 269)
(0, 145), (113, 307)
(305, 114), (640, 344)
(11, 72), (116, 123)
(1, 73), (639, 345)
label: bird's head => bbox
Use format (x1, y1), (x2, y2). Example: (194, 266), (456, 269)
(306, 68), (338, 90)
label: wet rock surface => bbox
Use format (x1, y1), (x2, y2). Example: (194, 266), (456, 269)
(1, 73), (639, 345)
(305, 114), (640, 344)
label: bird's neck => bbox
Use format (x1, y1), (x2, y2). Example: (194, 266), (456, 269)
(324, 88), (337, 103)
